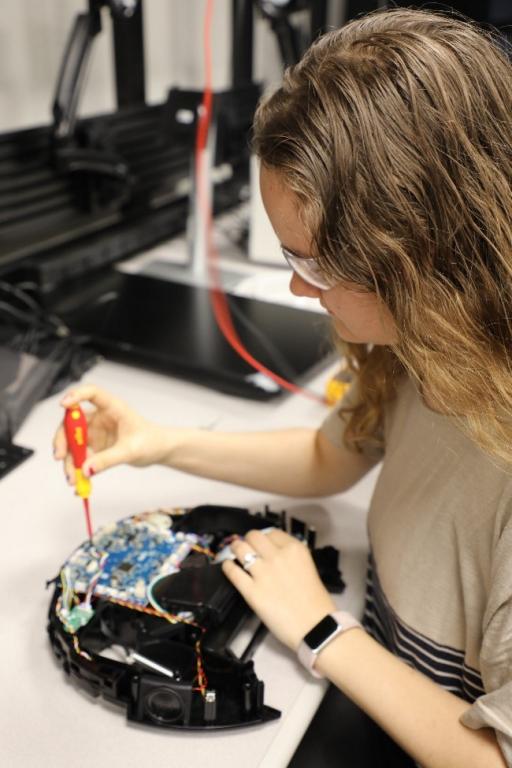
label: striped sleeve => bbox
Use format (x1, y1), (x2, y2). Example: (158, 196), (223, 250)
(363, 554), (485, 702)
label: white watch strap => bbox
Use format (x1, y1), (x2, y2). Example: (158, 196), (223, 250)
(297, 611), (362, 679)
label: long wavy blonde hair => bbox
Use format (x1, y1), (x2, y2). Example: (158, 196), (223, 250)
(253, 8), (512, 464)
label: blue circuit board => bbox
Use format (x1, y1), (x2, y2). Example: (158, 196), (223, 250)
(63, 511), (204, 605)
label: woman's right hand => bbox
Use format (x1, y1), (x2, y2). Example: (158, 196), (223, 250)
(53, 384), (169, 485)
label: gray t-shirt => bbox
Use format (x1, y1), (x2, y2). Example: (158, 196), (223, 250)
(322, 376), (512, 764)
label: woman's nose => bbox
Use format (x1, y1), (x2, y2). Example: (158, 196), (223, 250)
(289, 271), (322, 299)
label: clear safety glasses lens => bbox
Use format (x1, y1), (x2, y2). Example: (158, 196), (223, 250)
(281, 246), (335, 291)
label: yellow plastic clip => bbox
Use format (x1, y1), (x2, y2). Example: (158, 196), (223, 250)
(325, 377), (350, 406)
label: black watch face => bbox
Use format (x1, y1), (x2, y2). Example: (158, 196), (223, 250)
(304, 615), (338, 651)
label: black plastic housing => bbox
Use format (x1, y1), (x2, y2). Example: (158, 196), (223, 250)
(47, 503), (344, 730)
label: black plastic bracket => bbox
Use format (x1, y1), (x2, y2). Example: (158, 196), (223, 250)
(0, 441), (33, 480)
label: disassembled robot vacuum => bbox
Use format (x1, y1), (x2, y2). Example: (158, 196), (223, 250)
(47, 504), (344, 730)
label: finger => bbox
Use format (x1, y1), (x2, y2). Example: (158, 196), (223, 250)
(82, 444), (127, 476)
(222, 559), (255, 600)
(64, 455), (76, 485)
(53, 425), (67, 460)
(230, 538), (261, 561)
(265, 528), (295, 548)
(60, 384), (119, 412)
(229, 540), (265, 580)
(244, 529), (279, 558)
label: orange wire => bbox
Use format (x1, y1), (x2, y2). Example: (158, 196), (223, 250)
(107, 597), (209, 697)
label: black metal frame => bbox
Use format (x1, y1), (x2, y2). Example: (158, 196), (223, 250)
(111, 0), (146, 108)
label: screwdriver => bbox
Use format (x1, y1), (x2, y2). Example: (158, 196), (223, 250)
(64, 404), (93, 540)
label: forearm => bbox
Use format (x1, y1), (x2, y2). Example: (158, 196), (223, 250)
(157, 427), (349, 497)
(315, 629), (506, 768)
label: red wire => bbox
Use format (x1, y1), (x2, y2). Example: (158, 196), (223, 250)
(83, 498), (93, 540)
(195, 0), (326, 405)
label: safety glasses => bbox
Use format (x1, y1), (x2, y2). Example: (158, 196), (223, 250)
(281, 246), (338, 291)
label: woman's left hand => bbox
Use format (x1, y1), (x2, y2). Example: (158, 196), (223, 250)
(222, 528), (336, 651)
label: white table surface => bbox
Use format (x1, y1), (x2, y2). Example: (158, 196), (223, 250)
(1, 358), (379, 768)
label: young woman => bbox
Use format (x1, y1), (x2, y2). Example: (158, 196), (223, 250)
(54, 9), (512, 767)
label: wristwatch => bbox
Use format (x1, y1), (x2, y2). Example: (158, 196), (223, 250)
(297, 611), (362, 678)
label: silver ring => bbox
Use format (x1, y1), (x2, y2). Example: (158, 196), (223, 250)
(242, 551), (261, 571)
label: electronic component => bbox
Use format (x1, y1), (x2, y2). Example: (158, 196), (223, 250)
(47, 504), (344, 730)
(63, 511), (200, 605)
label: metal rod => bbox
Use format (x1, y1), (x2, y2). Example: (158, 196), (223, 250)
(130, 651), (175, 680)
